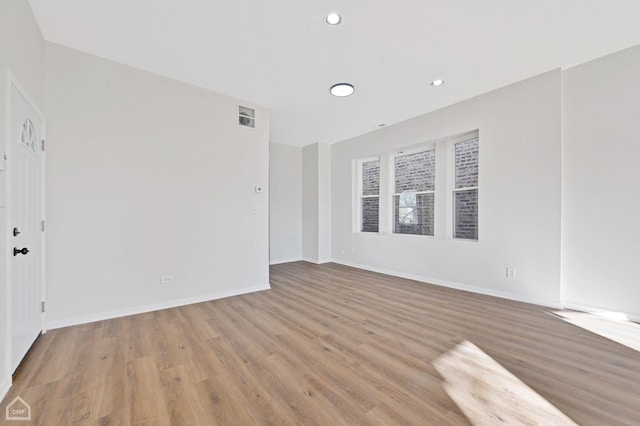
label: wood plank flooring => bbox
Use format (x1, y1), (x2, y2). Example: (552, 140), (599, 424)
(2, 261), (640, 425)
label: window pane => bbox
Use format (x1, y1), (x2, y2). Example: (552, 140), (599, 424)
(394, 150), (435, 193)
(454, 189), (478, 240)
(393, 193), (434, 235)
(361, 197), (379, 232)
(362, 160), (380, 196)
(397, 193), (417, 224)
(455, 137), (479, 189)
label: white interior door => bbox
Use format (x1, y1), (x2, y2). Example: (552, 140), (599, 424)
(9, 81), (44, 373)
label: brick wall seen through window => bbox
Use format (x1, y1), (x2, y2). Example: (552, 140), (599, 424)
(361, 159), (379, 232)
(453, 137), (479, 240)
(393, 150), (435, 236)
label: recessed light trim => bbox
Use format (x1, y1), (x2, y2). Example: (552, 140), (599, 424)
(325, 13), (342, 26)
(431, 79), (445, 87)
(330, 83), (354, 97)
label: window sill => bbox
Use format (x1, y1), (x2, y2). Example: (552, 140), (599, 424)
(353, 232), (480, 244)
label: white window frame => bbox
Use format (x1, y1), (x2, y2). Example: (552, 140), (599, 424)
(354, 156), (380, 233)
(447, 132), (479, 241)
(390, 145), (436, 237)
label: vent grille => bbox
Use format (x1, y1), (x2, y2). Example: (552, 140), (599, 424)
(238, 106), (255, 128)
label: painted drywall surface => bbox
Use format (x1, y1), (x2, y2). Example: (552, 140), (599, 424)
(0, 0), (45, 399)
(317, 143), (332, 262)
(331, 70), (562, 305)
(301, 144), (319, 261)
(269, 143), (302, 264)
(301, 142), (332, 263)
(563, 45), (640, 317)
(44, 43), (270, 324)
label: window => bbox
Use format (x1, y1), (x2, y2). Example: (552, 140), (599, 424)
(453, 136), (479, 240)
(393, 149), (435, 236)
(360, 159), (380, 232)
(352, 130), (478, 239)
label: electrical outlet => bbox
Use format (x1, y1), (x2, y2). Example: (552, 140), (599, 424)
(506, 268), (516, 279)
(160, 275), (175, 284)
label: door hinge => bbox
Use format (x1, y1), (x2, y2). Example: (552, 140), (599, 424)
(41, 220), (45, 232)
(41, 139), (45, 151)
(41, 301), (45, 313)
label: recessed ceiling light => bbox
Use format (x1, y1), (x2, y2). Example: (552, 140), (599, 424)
(330, 83), (354, 97)
(325, 13), (342, 26)
(431, 79), (445, 87)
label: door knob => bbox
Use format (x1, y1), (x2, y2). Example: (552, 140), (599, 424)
(13, 247), (29, 256)
(13, 227), (20, 237)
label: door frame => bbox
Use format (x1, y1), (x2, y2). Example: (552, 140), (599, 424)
(5, 71), (47, 378)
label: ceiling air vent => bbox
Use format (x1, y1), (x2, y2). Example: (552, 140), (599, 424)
(238, 106), (255, 128)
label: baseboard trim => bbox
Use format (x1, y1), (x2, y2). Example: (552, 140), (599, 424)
(269, 257), (303, 265)
(46, 284), (271, 330)
(562, 302), (640, 323)
(301, 257), (332, 265)
(331, 259), (563, 310)
(0, 376), (11, 404)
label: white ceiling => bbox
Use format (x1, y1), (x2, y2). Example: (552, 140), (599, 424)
(28, 0), (640, 147)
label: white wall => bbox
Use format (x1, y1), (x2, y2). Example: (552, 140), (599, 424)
(301, 142), (332, 263)
(317, 143), (332, 263)
(302, 144), (319, 261)
(563, 45), (640, 319)
(0, 0), (45, 401)
(331, 70), (563, 306)
(44, 43), (270, 327)
(269, 143), (302, 264)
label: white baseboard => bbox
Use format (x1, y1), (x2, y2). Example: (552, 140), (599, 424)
(269, 257), (303, 265)
(46, 284), (271, 330)
(332, 259), (563, 310)
(0, 376), (11, 404)
(562, 301), (640, 323)
(301, 257), (332, 265)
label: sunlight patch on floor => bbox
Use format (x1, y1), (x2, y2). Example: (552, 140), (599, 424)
(553, 310), (640, 352)
(433, 340), (576, 425)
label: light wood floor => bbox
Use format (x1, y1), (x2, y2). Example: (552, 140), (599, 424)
(2, 262), (640, 425)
